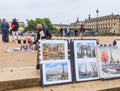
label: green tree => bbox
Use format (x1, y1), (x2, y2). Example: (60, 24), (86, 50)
(43, 18), (53, 30)
(27, 20), (36, 31)
(26, 17), (57, 34)
(35, 18), (46, 27)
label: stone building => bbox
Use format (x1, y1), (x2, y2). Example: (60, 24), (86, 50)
(84, 14), (120, 34)
(53, 17), (84, 29)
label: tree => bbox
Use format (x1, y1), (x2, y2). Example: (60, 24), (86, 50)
(43, 18), (53, 30)
(27, 20), (36, 31)
(26, 17), (57, 34)
(35, 18), (46, 27)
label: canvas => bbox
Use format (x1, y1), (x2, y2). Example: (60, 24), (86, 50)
(41, 61), (72, 85)
(74, 40), (96, 59)
(39, 40), (68, 62)
(74, 40), (99, 81)
(97, 46), (120, 79)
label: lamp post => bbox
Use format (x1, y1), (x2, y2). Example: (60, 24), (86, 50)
(26, 19), (29, 32)
(96, 9), (99, 33)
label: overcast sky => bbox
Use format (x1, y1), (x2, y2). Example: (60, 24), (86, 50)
(0, 0), (119, 24)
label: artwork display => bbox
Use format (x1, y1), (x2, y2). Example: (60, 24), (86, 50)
(74, 40), (99, 81)
(40, 40), (68, 61)
(42, 61), (72, 85)
(97, 46), (120, 78)
(74, 40), (96, 59)
(75, 60), (99, 81)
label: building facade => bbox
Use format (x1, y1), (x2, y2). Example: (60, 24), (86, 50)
(84, 14), (120, 34)
(53, 17), (83, 29)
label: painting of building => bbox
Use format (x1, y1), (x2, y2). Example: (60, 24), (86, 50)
(97, 46), (120, 78)
(74, 40), (96, 59)
(40, 40), (68, 61)
(42, 61), (72, 85)
(42, 43), (65, 60)
(74, 40), (99, 81)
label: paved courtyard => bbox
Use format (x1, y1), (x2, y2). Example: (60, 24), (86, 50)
(1, 35), (120, 91)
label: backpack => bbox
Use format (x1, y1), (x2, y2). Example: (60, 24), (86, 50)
(44, 28), (52, 39)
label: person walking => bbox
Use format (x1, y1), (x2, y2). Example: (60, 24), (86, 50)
(74, 27), (78, 37)
(60, 27), (63, 37)
(1, 19), (9, 42)
(80, 25), (85, 39)
(11, 18), (19, 42)
(30, 23), (52, 69)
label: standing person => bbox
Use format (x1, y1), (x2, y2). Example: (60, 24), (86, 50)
(67, 27), (70, 37)
(74, 27), (78, 37)
(80, 25), (85, 39)
(11, 18), (19, 42)
(1, 19), (9, 42)
(64, 28), (67, 37)
(60, 27), (63, 37)
(30, 24), (52, 69)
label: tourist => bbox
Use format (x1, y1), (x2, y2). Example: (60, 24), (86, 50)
(64, 28), (67, 37)
(67, 27), (70, 37)
(30, 23), (52, 69)
(1, 19), (9, 42)
(11, 18), (19, 42)
(60, 27), (63, 37)
(80, 25), (85, 39)
(74, 27), (78, 37)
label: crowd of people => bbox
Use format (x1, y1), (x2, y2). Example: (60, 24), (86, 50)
(1, 18), (19, 42)
(58, 25), (85, 37)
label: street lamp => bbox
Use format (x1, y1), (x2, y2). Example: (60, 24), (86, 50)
(26, 19), (29, 32)
(96, 9), (99, 33)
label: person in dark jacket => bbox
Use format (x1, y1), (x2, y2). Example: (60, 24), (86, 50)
(30, 23), (52, 69)
(74, 27), (78, 37)
(60, 27), (63, 37)
(11, 18), (19, 42)
(1, 19), (9, 42)
(31, 24), (52, 44)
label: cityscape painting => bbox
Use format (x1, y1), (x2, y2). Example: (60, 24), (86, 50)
(42, 61), (72, 85)
(74, 40), (96, 59)
(75, 60), (99, 81)
(40, 40), (68, 61)
(97, 46), (120, 79)
(74, 40), (99, 81)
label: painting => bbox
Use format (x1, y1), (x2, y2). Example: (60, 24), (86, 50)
(39, 40), (68, 61)
(41, 61), (72, 85)
(74, 40), (96, 59)
(75, 60), (99, 81)
(73, 40), (99, 81)
(97, 46), (120, 79)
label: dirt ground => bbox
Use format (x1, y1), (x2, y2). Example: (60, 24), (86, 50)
(1, 35), (120, 91)
(0, 36), (37, 70)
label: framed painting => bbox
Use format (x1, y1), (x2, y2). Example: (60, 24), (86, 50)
(75, 60), (99, 81)
(41, 60), (72, 86)
(74, 40), (97, 60)
(39, 40), (68, 62)
(73, 40), (99, 81)
(97, 46), (120, 79)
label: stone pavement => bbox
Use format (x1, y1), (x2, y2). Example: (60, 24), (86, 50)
(1, 36), (120, 91)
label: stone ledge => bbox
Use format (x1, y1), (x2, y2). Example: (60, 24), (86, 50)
(0, 78), (40, 91)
